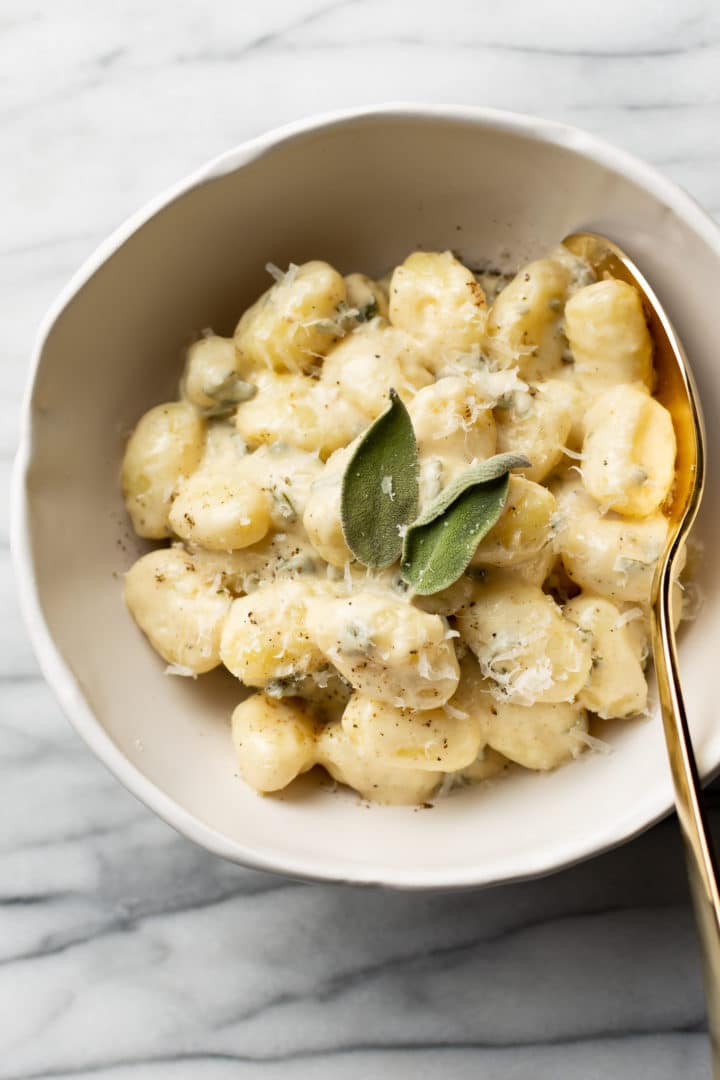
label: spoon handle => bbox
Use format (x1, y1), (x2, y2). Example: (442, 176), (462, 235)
(653, 556), (720, 1070)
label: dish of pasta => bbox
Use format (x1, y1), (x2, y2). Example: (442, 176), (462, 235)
(121, 245), (684, 805)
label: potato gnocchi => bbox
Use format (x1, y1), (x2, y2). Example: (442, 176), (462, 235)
(121, 247), (685, 806)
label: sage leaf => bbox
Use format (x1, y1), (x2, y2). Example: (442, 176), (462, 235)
(401, 477), (510, 595)
(409, 453), (530, 525)
(400, 452), (530, 595)
(341, 389), (418, 568)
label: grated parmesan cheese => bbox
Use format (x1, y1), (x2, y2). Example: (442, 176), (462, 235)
(614, 606), (645, 628)
(560, 445), (586, 461)
(265, 261), (300, 287)
(470, 366), (529, 406)
(571, 728), (613, 755)
(381, 475), (396, 501)
(444, 702), (469, 721)
(164, 664), (197, 678)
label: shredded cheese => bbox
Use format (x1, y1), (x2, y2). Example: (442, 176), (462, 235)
(265, 261), (300, 287)
(571, 729), (613, 755)
(381, 475), (396, 501)
(164, 664), (197, 678)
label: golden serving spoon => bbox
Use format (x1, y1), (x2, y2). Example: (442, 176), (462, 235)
(563, 232), (719, 1067)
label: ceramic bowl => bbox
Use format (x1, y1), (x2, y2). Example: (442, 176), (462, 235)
(12, 105), (720, 889)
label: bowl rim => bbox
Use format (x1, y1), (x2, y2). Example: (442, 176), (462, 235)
(11, 102), (720, 890)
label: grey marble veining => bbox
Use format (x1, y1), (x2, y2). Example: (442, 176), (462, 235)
(2, 1), (720, 1076)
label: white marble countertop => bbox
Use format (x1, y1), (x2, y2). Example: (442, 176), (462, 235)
(3, 1), (720, 1076)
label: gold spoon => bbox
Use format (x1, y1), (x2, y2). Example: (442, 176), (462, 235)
(563, 232), (719, 1066)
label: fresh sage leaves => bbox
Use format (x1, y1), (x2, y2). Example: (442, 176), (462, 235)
(341, 391), (531, 593)
(340, 389), (419, 568)
(400, 452), (530, 594)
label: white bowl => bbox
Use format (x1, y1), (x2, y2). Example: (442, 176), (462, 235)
(12, 105), (720, 889)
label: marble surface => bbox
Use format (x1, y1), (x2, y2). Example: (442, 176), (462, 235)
(3, 0), (720, 1075)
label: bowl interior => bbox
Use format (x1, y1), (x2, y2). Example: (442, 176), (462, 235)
(18, 110), (720, 887)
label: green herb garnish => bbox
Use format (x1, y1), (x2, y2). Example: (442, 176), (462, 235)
(400, 453), (530, 594)
(340, 389), (418, 568)
(340, 391), (530, 593)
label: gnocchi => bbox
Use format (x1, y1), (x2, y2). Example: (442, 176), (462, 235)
(341, 692), (484, 772)
(471, 476), (556, 568)
(389, 250), (488, 370)
(582, 384), (676, 516)
(234, 260), (347, 373)
(320, 323), (433, 420)
(169, 469), (271, 552)
(564, 278), (653, 392)
(563, 595), (648, 718)
(235, 370), (367, 458)
(181, 335), (254, 415)
(457, 573), (593, 705)
(124, 547), (232, 674)
(232, 694), (317, 792)
(494, 381), (573, 482)
(408, 375), (498, 504)
(304, 592), (460, 710)
(552, 475), (669, 604)
(120, 244), (688, 806)
(317, 722), (439, 805)
(485, 257), (571, 379)
(481, 695), (589, 771)
(220, 580), (330, 687)
(302, 443), (354, 567)
(122, 402), (205, 538)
